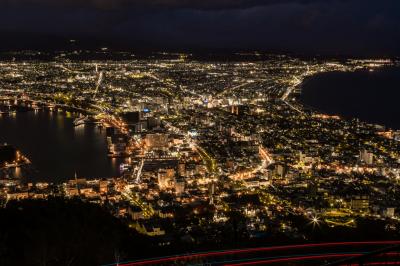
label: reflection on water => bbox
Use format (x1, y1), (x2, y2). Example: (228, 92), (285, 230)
(0, 109), (123, 182)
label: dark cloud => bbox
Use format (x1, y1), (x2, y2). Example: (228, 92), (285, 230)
(1, 0), (335, 10)
(0, 0), (399, 56)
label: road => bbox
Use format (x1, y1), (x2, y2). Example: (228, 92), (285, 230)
(105, 241), (400, 266)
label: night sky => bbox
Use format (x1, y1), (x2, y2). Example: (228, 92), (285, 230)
(1, 0), (400, 55)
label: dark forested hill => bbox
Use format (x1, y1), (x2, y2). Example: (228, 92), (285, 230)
(0, 198), (151, 266)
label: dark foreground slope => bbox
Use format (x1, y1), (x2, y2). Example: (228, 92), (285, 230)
(1, 198), (399, 266)
(0, 198), (151, 266)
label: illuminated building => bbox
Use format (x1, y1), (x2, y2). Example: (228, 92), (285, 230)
(145, 133), (169, 149)
(360, 149), (374, 165)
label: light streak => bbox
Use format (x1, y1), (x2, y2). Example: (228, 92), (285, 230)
(111, 241), (400, 266)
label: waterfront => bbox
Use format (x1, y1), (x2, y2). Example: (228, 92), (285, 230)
(301, 67), (400, 129)
(0, 109), (122, 182)
(1, 57), (400, 265)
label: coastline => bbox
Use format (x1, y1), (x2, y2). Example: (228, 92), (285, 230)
(0, 105), (123, 182)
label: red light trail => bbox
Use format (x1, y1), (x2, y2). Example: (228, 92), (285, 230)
(225, 252), (400, 265)
(114, 241), (400, 266)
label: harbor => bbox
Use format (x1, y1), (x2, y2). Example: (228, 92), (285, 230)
(0, 103), (125, 182)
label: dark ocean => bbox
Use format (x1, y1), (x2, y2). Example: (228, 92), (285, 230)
(301, 66), (400, 130)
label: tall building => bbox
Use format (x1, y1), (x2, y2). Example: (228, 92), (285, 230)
(275, 164), (286, 178)
(175, 178), (185, 195)
(360, 150), (374, 165)
(178, 162), (186, 176)
(147, 117), (160, 130)
(351, 196), (369, 211)
(158, 168), (176, 189)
